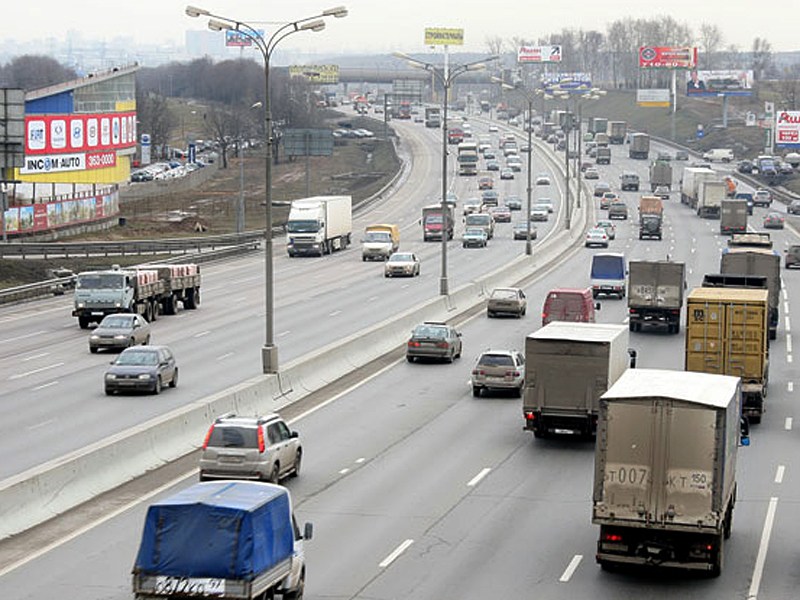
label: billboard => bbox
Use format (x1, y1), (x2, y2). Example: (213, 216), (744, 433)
(776, 111), (800, 147)
(289, 65), (340, 84)
(541, 72), (592, 93)
(25, 112), (136, 155)
(224, 29), (265, 47)
(637, 89), (670, 107)
(517, 45), (562, 63)
(685, 69), (754, 96)
(424, 28), (464, 46)
(3, 191), (119, 235)
(639, 46), (697, 69)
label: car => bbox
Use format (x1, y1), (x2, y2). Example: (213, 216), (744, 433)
(489, 205), (512, 223)
(535, 198), (554, 213)
(487, 287), (527, 318)
(513, 221), (537, 240)
(598, 192), (615, 210)
(585, 228), (609, 248)
(608, 201), (629, 220)
(406, 321), (462, 363)
(735, 192), (755, 215)
(654, 185), (671, 200)
(483, 149), (497, 160)
(507, 159), (523, 172)
(547, 134), (558, 144)
(503, 147), (519, 158)
(462, 227), (489, 248)
(500, 168), (514, 180)
(89, 313), (151, 353)
(478, 143), (492, 154)
(737, 159), (754, 174)
(481, 190), (499, 206)
(413, 116), (424, 123)
(198, 413), (302, 483)
(675, 150), (689, 161)
(753, 189), (772, 207)
(104, 345), (178, 395)
(535, 173), (551, 186)
(488, 125), (499, 133)
(463, 197), (482, 215)
(595, 220), (616, 240)
(384, 252), (420, 277)
(486, 160), (500, 171)
(478, 176), (494, 190)
(580, 161), (593, 173)
(588, 147), (598, 158)
(520, 143), (531, 153)
(788, 200), (800, 215)
(530, 206), (549, 222)
(504, 195), (523, 211)
(657, 151), (672, 161)
(594, 181), (612, 197)
(585, 142), (597, 155)
(779, 161), (795, 175)
(763, 212), (785, 229)
(471, 349), (526, 397)
(786, 244), (800, 268)
(584, 167), (600, 180)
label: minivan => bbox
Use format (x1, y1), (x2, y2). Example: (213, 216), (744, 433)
(541, 288), (600, 326)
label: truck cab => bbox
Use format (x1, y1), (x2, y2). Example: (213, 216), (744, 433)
(591, 253), (626, 299)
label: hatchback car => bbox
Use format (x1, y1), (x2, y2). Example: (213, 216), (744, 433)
(595, 220), (616, 240)
(753, 189), (772, 207)
(535, 173), (551, 186)
(585, 228), (609, 248)
(199, 413), (301, 483)
(504, 195), (523, 211)
(89, 313), (151, 353)
(462, 227), (489, 248)
(104, 345), (178, 395)
(513, 222), (538, 240)
(735, 192), (755, 215)
(584, 167), (600, 180)
(463, 198), (482, 215)
(490, 205), (512, 223)
(675, 150), (689, 161)
(763, 212), (785, 229)
(500, 168), (514, 180)
(406, 322), (462, 363)
(594, 182), (612, 197)
(478, 176), (494, 190)
(737, 159), (754, 174)
(471, 350), (525, 397)
(487, 287), (527, 318)
(384, 252), (420, 277)
(600, 192), (617, 210)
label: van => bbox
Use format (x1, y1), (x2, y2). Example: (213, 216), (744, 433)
(591, 253), (627, 299)
(361, 223), (400, 261)
(541, 288), (600, 326)
(703, 148), (734, 163)
(465, 212), (494, 239)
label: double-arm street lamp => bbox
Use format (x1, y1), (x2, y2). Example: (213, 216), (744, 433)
(394, 52), (498, 295)
(186, 5), (348, 374)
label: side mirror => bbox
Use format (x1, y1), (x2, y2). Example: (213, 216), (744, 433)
(627, 348), (638, 369)
(740, 416), (751, 446)
(303, 522), (314, 541)
(290, 431), (299, 438)
(595, 302), (601, 310)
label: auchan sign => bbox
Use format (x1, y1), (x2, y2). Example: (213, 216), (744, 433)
(776, 111), (800, 146)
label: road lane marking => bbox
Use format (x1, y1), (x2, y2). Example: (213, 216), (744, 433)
(27, 418), (55, 431)
(379, 539), (414, 568)
(789, 355), (793, 364)
(329, 310), (341, 317)
(783, 288), (788, 301)
(785, 302), (790, 313)
(622, 317), (630, 324)
(0, 330), (47, 345)
(194, 331), (210, 338)
(32, 381), (59, 391)
(787, 336), (793, 354)
(559, 555), (583, 582)
(467, 468), (492, 487)
(748, 497), (779, 600)
(789, 382), (794, 393)
(23, 352), (50, 362)
(8, 362), (65, 380)
(355, 457), (366, 464)
(217, 352), (234, 361)
(278, 330), (291, 337)
(775, 466), (785, 484)
(339, 468), (350, 475)
(787, 316), (792, 332)
(368, 296), (379, 302)
(785, 417), (793, 431)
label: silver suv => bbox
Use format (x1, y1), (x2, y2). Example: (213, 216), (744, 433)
(199, 414), (302, 483)
(471, 350), (525, 397)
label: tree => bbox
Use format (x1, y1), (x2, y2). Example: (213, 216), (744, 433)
(135, 91), (175, 160)
(0, 55), (77, 90)
(698, 23), (723, 69)
(751, 37), (773, 81)
(485, 35), (505, 57)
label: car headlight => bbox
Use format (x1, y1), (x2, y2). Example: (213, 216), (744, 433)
(114, 334), (127, 340)
(90, 335), (99, 340)
(77, 302), (85, 308)
(105, 374), (117, 380)
(138, 373), (152, 380)
(114, 302), (122, 308)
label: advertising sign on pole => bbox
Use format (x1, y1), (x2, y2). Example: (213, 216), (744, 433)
(685, 70), (753, 96)
(776, 110), (800, 147)
(225, 29), (265, 47)
(636, 89), (670, 107)
(639, 46), (697, 69)
(541, 73), (592, 94)
(141, 133), (151, 165)
(424, 27), (464, 46)
(517, 45), (562, 63)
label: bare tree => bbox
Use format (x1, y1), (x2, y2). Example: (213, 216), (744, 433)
(752, 37), (773, 81)
(1, 55), (77, 90)
(776, 64), (800, 110)
(135, 91), (175, 159)
(698, 23), (724, 69)
(486, 36), (506, 57)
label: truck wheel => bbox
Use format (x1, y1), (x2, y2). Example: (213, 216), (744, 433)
(78, 316), (90, 329)
(710, 536), (724, 577)
(769, 329), (777, 341)
(723, 503), (733, 540)
(284, 570), (305, 600)
(472, 386), (482, 397)
(150, 301), (159, 322)
(90, 346), (98, 354)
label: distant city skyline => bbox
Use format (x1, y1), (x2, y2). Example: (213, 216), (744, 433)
(2, 0), (798, 63)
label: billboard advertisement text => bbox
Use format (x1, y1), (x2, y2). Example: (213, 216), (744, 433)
(639, 46), (697, 69)
(517, 45), (562, 63)
(686, 69), (753, 96)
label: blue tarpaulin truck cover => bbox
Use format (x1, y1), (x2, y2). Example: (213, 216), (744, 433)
(134, 481), (294, 580)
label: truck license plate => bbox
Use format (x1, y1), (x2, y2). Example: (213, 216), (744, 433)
(154, 576), (225, 596)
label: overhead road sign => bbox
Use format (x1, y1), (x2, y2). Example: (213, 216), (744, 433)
(424, 28), (464, 46)
(639, 46), (697, 69)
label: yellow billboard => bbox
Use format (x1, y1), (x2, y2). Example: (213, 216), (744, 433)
(289, 65), (340, 84)
(424, 28), (464, 46)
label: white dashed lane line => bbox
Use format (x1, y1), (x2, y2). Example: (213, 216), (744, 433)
(775, 466), (785, 484)
(559, 555), (583, 583)
(379, 539), (414, 568)
(785, 417), (793, 431)
(467, 468), (492, 487)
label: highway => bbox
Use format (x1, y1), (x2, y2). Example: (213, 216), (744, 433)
(2, 117), (799, 599)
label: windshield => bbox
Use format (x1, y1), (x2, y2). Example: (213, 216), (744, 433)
(287, 220), (320, 233)
(458, 154), (478, 164)
(466, 215), (490, 226)
(591, 255), (625, 279)
(77, 273), (124, 290)
(100, 316), (135, 329)
(389, 254), (413, 262)
(413, 325), (447, 339)
(424, 214), (443, 225)
(478, 354), (514, 367)
(365, 231), (391, 243)
(116, 350), (158, 366)
(491, 289), (517, 300)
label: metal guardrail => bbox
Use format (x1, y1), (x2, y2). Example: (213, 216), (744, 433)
(0, 231), (265, 258)
(0, 242), (261, 306)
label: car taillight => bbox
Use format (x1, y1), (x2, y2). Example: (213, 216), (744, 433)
(257, 427), (266, 453)
(629, 308), (636, 314)
(437, 342), (450, 349)
(202, 425), (214, 450)
(408, 341), (420, 347)
(603, 533), (623, 542)
(507, 370), (520, 377)
(524, 411), (535, 421)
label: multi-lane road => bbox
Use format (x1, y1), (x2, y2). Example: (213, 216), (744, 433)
(2, 115), (800, 599)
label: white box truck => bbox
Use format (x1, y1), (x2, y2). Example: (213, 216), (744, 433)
(696, 180), (726, 219)
(286, 195), (352, 257)
(680, 167), (717, 209)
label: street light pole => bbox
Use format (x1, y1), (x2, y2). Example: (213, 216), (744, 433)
(187, 4), (348, 374)
(525, 97), (534, 255)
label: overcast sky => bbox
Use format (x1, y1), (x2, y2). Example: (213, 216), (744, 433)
(5, 1), (797, 56)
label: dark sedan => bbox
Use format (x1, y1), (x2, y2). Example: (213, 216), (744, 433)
(105, 345), (178, 395)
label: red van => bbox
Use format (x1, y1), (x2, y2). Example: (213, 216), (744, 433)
(541, 288), (600, 326)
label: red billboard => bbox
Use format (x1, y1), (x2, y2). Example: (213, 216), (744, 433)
(639, 46), (697, 69)
(25, 112), (137, 155)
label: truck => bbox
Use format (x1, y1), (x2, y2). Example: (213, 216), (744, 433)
(620, 172), (640, 191)
(132, 481), (310, 600)
(361, 223), (400, 261)
(398, 100), (412, 119)
(591, 253), (626, 299)
(523, 322), (631, 438)
(593, 368), (747, 576)
(589, 117), (608, 135)
(422, 203), (454, 241)
(627, 260), (684, 333)
(447, 127), (464, 145)
(424, 106), (441, 128)
(595, 147), (611, 165)
(720, 198), (748, 235)
(73, 264), (201, 329)
(608, 121), (627, 144)
(685, 287), (769, 422)
(638, 196), (664, 240)
(721, 235), (781, 340)
(628, 133), (650, 159)
(457, 142), (479, 176)
(649, 160), (673, 191)
(680, 166), (717, 209)
(286, 195), (352, 257)
(696, 180), (726, 219)
(594, 132), (610, 147)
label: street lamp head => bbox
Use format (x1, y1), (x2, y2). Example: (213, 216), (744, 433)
(300, 19), (326, 31)
(185, 5), (209, 17)
(322, 5), (348, 18)
(208, 18), (232, 31)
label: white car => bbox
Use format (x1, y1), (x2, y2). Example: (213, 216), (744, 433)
(535, 173), (551, 185)
(384, 252), (420, 277)
(488, 125), (499, 133)
(535, 198), (554, 213)
(530, 207), (549, 222)
(585, 228), (609, 248)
